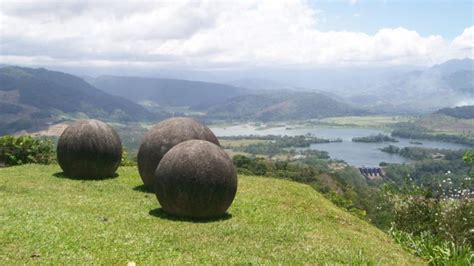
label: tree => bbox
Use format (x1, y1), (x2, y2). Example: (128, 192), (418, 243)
(463, 150), (474, 177)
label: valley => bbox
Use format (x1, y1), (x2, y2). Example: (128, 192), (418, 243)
(1, 2), (473, 264)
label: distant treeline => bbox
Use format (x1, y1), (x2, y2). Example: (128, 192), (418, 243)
(220, 134), (341, 143)
(391, 123), (474, 146)
(352, 133), (398, 143)
(380, 145), (467, 161)
(381, 146), (471, 202)
(436, 105), (474, 119)
(221, 135), (341, 156)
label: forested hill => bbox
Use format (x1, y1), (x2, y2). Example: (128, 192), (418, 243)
(87, 75), (248, 107)
(436, 105), (474, 119)
(195, 91), (368, 121)
(0, 66), (161, 134)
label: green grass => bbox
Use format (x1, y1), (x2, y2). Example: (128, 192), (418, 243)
(219, 138), (268, 148)
(0, 165), (423, 264)
(320, 116), (414, 128)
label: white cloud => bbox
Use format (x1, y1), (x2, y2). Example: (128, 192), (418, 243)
(348, 0), (359, 5)
(450, 26), (474, 56)
(0, 0), (472, 70)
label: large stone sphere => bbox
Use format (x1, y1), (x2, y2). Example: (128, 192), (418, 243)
(137, 117), (219, 190)
(154, 140), (237, 218)
(57, 119), (122, 179)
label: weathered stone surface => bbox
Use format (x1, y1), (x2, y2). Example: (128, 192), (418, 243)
(154, 140), (237, 218)
(137, 117), (219, 190)
(57, 119), (122, 179)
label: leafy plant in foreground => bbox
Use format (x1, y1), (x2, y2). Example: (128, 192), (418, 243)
(390, 229), (473, 265)
(0, 135), (54, 166)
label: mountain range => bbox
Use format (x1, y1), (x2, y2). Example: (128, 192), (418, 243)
(0, 58), (472, 134)
(132, 58), (473, 113)
(193, 91), (367, 121)
(0, 66), (162, 134)
(351, 58), (474, 112)
(86, 75), (248, 107)
(87, 75), (367, 121)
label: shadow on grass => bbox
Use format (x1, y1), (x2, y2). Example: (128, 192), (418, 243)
(133, 184), (154, 193)
(149, 208), (232, 223)
(53, 172), (119, 181)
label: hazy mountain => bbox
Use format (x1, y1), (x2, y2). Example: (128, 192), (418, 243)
(0, 66), (161, 134)
(431, 58), (474, 74)
(195, 91), (368, 121)
(227, 78), (295, 91)
(159, 59), (472, 113)
(87, 75), (248, 107)
(346, 58), (474, 112)
(442, 70), (474, 96)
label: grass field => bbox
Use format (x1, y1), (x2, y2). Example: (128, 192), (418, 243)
(417, 114), (474, 135)
(320, 116), (414, 128)
(0, 165), (423, 264)
(219, 138), (268, 148)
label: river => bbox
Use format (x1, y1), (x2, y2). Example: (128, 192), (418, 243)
(210, 124), (471, 167)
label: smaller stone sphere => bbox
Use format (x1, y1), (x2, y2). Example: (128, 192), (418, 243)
(57, 119), (122, 179)
(155, 140), (237, 218)
(137, 117), (219, 190)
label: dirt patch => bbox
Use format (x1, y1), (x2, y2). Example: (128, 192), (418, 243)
(30, 123), (69, 137)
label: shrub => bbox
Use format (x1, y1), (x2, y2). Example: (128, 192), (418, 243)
(463, 151), (474, 177)
(393, 196), (441, 236)
(436, 195), (474, 247)
(232, 155), (267, 176)
(390, 184), (473, 248)
(120, 148), (137, 166)
(0, 135), (54, 166)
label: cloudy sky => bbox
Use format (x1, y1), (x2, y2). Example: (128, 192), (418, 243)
(0, 0), (472, 72)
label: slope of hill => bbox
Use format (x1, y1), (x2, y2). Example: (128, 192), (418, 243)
(88, 75), (248, 107)
(197, 92), (368, 121)
(0, 164), (422, 264)
(436, 105), (474, 119)
(227, 78), (295, 91)
(0, 67), (162, 134)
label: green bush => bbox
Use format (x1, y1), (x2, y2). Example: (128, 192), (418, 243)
(232, 155), (267, 176)
(393, 196), (441, 236)
(389, 184), (473, 248)
(120, 148), (137, 166)
(463, 150), (474, 177)
(0, 135), (54, 166)
(437, 198), (474, 247)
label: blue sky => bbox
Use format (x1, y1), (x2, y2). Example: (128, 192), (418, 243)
(313, 0), (473, 39)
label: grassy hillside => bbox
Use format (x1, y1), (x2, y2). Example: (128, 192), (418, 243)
(0, 165), (422, 264)
(0, 67), (163, 134)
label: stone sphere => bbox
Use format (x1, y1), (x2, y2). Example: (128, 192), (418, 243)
(57, 119), (122, 179)
(154, 140), (237, 218)
(137, 117), (219, 190)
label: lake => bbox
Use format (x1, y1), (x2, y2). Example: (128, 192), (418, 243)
(211, 124), (471, 167)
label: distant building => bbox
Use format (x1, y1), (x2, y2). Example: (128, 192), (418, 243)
(359, 167), (385, 180)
